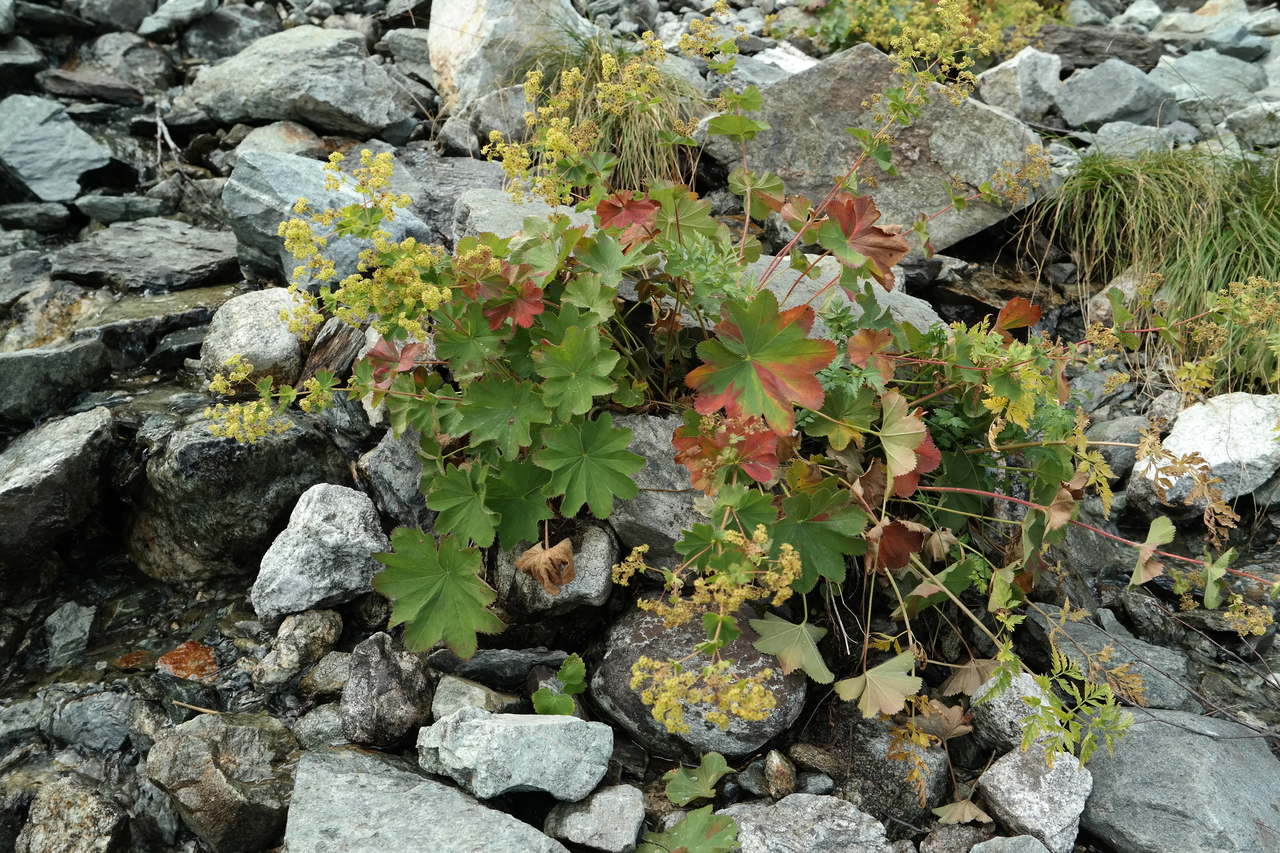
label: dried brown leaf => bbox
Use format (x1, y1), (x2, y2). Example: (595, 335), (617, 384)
(515, 538), (575, 595)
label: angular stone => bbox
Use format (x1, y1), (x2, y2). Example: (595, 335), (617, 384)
(251, 610), (342, 692)
(51, 217), (238, 293)
(704, 43), (1042, 252)
(74, 192), (169, 223)
(188, 26), (414, 135)
(495, 524), (616, 615)
(1057, 58), (1177, 128)
(1086, 414), (1147, 479)
(236, 121), (328, 159)
(180, 5), (279, 64)
(138, 0), (217, 38)
(417, 707), (612, 800)
(971, 839), (1051, 853)
(977, 47), (1062, 123)
(544, 784), (645, 852)
(425, 646), (568, 691)
(79, 32), (173, 92)
(0, 201), (69, 232)
(70, 284), (231, 368)
(0, 339), (110, 424)
(431, 674), (523, 720)
(972, 672), (1057, 753)
(1225, 101), (1280, 149)
(63, 0), (153, 31)
(44, 687), (131, 752)
(252, 485), (389, 621)
(717, 794), (894, 853)
(978, 747), (1091, 853)
(0, 95), (111, 202)
(340, 632), (432, 748)
(284, 748), (570, 852)
(43, 601), (95, 669)
(36, 68), (141, 105)
(1091, 121), (1174, 157)
(14, 777), (126, 853)
(200, 288), (306, 387)
(356, 428), (431, 528)
(0, 36), (43, 83)
(299, 650), (351, 697)
(146, 713), (299, 853)
(608, 413), (704, 560)
(0, 0), (13, 34)
(451, 187), (593, 243)
(1037, 25), (1164, 73)
(1148, 49), (1267, 103)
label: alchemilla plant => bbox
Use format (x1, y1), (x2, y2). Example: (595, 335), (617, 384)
(204, 1), (1270, 820)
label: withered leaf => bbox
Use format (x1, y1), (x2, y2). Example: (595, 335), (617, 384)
(515, 538), (576, 596)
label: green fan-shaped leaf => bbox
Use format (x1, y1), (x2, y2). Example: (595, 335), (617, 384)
(532, 413), (644, 518)
(485, 460), (554, 550)
(663, 753), (731, 806)
(638, 806), (738, 853)
(749, 612), (834, 684)
(773, 480), (867, 592)
(533, 325), (619, 420)
(447, 377), (550, 458)
(426, 464), (497, 547)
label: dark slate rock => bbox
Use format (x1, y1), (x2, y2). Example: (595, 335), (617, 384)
(0, 95), (111, 202)
(0, 339), (110, 424)
(1037, 24), (1164, 72)
(50, 217), (238, 293)
(179, 4), (280, 64)
(340, 632), (433, 748)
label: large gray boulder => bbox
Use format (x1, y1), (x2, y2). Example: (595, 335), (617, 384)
(188, 26), (414, 135)
(340, 632), (433, 748)
(356, 428), (432, 528)
(608, 413), (704, 560)
(14, 777), (126, 853)
(978, 747), (1092, 853)
(428, 0), (595, 110)
(977, 46), (1062, 123)
(717, 794), (894, 853)
(1081, 710), (1280, 852)
(251, 484), (390, 621)
(50, 217), (238, 293)
(1056, 58), (1177, 128)
(283, 748), (569, 852)
(417, 707), (613, 800)
(200, 288), (307, 387)
(0, 95), (111, 202)
(0, 339), (110, 425)
(1147, 49), (1268, 103)
(703, 43), (1042, 253)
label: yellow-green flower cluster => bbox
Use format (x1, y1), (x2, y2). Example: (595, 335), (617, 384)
(631, 656), (776, 733)
(207, 354), (254, 396)
(204, 401), (291, 443)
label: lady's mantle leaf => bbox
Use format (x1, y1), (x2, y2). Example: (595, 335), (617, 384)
(372, 529), (504, 657)
(485, 460), (554, 550)
(532, 413), (645, 518)
(749, 612), (834, 683)
(426, 464), (498, 547)
(878, 390), (926, 478)
(834, 650), (923, 718)
(686, 289), (837, 434)
(933, 799), (992, 825)
(514, 538), (575, 596)
(821, 193), (909, 290)
(774, 480), (867, 592)
(1202, 548), (1235, 609)
(637, 806), (738, 853)
(1131, 515), (1175, 585)
(533, 325), (619, 420)
(447, 378), (550, 458)
(482, 279), (545, 331)
(663, 752), (731, 806)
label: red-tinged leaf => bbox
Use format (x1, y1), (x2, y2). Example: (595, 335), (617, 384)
(365, 338), (428, 391)
(847, 328), (896, 381)
(156, 641), (218, 682)
(673, 414), (780, 493)
(995, 297), (1042, 340)
(482, 279), (545, 330)
(686, 290), (837, 434)
(780, 196), (813, 230)
(596, 191), (658, 248)
(878, 390), (926, 478)
(868, 519), (926, 572)
(826, 193), (909, 290)
(892, 429), (941, 498)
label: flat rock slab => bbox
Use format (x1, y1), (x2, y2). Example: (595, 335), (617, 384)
(51, 217), (238, 292)
(0, 94), (111, 202)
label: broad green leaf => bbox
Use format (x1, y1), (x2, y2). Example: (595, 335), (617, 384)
(773, 481), (867, 592)
(533, 652), (587, 715)
(663, 753), (730, 806)
(638, 806), (738, 853)
(562, 271), (617, 324)
(533, 325), (619, 420)
(447, 377), (550, 458)
(533, 413), (645, 518)
(834, 650), (923, 718)
(649, 184), (726, 246)
(532, 689), (575, 715)
(435, 303), (505, 382)
(806, 385), (876, 451)
(485, 460), (554, 549)
(1131, 515), (1175, 585)
(728, 168), (785, 220)
(878, 389), (925, 478)
(686, 289), (838, 434)
(575, 232), (646, 287)
(714, 483), (779, 535)
(1202, 548), (1235, 609)
(749, 612), (834, 683)
(426, 464), (498, 547)
(372, 529), (504, 657)
(706, 113), (770, 142)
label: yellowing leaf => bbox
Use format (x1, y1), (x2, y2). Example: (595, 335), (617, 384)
(748, 612), (834, 684)
(834, 650), (922, 717)
(932, 798), (992, 825)
(940, 657), (999, 697)
(917, 700), (972, 741)
(878, 390), (925, 478)
(1131, 516), (1175, 586)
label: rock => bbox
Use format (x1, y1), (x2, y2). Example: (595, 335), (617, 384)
(972, 672), (1057, 753)
(717, 794), (894, 853)
(70, 284), (232, 368)
(1225, 101), (1280, 149)
(79, 32), (173, 92)
(340, 632), (432, 748)
(180, 4), (280, 63)
(382, 27), (433, 85)
(495, 525), (616, 615)
(977, 47), (1062, 123)
(426, 646), (568, 690)
(0, 340), (110, 425)
(1037, 24), (1163, 73)
(836, 715), (949, 836)
(1147, 49), (1267, 104)
(43, 602), (95, 669)
(1091, 121), (1175, 156)
(1131, 393), (1280, 507)
(284, 747), (570, 852)
(237, 121), (328, 159)
(0, 698), (51, 745)
(1086, 415), (1147, 479)
(0, 278), (106, 350)
(1064, 0), (1109, 25)
(440, 85), (528, 157)
(252, 610), (342, 691)
(431, 674), (523, 720)
(146, 712), (299, 853)
(0, 96), (112, 202)
(544, 784), (645, 852)
(44, 687), (131, 752)
(293, 703), (347, 749)
(429, 0), (594, 110)
(0, 408), (112, 574)
(63, 0), (153, 31)
(200, 288), (306, 387)
(127, 410), (348, 582)
(0, 0), (13, 33)
(591, 604), (805, 757)
(451, 187), (593, 243)
(252, 485), (390, 621)
(0, 201), (68, 232)
(14, 777), (126, 853)
(1056, 58), (1177, 128)
(1114, 0), (1163, 31)
(1081, 709), (1280, 852)
(608, 414), (704, 559)
(763, 749), (797, 799)
(74, 192), (169, 223)
(188, 26), (413, 136)
(137, 0), (216, 38)
(417, 707), (612, 800)
(356, 428), (431, 527)
(704, 43), (1042, 253)
(970, 836), (1052, 853)
(50, 217), (238, 293)
(921, 824), (998, 852)
(37, 68), (142, 105)
(222, 151), (433, 281)
(977, 747), (1091, 853)
(0, 36), (43, 85)
(299, 650), (351, 697)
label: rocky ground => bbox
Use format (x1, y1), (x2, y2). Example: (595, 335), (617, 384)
(3, 0), (1280, 851)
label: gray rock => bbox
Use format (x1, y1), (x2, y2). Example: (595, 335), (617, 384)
(440, 85), (529, 157)
(496, 525), (616, 615)
(70, 284), (232, 368)
(252, 485), (389, 620)
(340, 632), (433, 748)
(43, 602), (95, 669)
(1, 278), (104, 351)
(293, 703), (347, 749)
(972, 672), (1057, 754)
(977, 47), (1062, 123)
(236, 121), (328, 159)
(284, 747), (570, 852)
(429, 0), (594, 110)
(1113, 0), (1163, 31)
(188, 26), (414, 136)
(51, 217), (238, 293)
(970, 836), (1052, 853)
(1147, 49), (1267, 104)
(0, 698), (51, 744)
(37, 67), (142, 105)
(0, 96), (112, 202)
(0, 0), (13, 34)
(1064, 0), (1109, 25)
(977, 747), (1091, 853)
(146, 712), (299, 853)
(14, 777), (126, 853)
(431, 674), (522, 719)
(0, 409), (112, 571)
(1252, 8), (1280, 35)
(74, 192), (169, 223)
(591, 604), (805, 757)
(222, 151), (433, 282)
(79, 32), (173, 92)
(356, 427), (431, 527)
(127, 410), (348, 582)
(299, 650), (351, 697)
(251, 610), (342, 691)
(1080, 709), (1280, 853)
(717, 794), (894, 853)
(200, 288), (306, 387)
(1091, 121), (1174, 156)
(382, 27), (433, 86)
(1225, 101), (1280, 149)
(426, 646), (568, 690)
(837, 715), (949, 836)
(0, 339), (110, 425)
(64, 0), (154, 31)
(180, 4), (280, 63)
(452, 187), (593, 243)
(608, 413), (704, 560)
(706, 43), (1039, 253)
(0, 202), (69, 232)
(1057, 59), (1177, 128)
(1086, 415), (1147, 479)
(44, 687), (132, 752)
(544, 784), (645, 852)
(417, 707), (612, 800)
(137, 0), (216, 38)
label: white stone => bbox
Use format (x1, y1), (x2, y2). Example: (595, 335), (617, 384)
(431, 674), (523, 720)
(200, 288), (306, 386)
(977, 47), (1062, 123)
(977, 747), (1092, 853)
(544, 785), (645, 852)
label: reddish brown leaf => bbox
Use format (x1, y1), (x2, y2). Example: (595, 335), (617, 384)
(483, 279), (545, 330)
(673, 415), (780, 493)
(596, 191), (658, 248)
(156, 641), (217, 682)
(365, 338), (428, 391)
(892, 429), (941, 498)
(827, 193), (909, 290)
(995, 297), (1042, 341)
(868, 519), (926, 572)
(514, 538), (576, 595)
(853, 458), (887, 512)
(847, 329), (896, 381)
